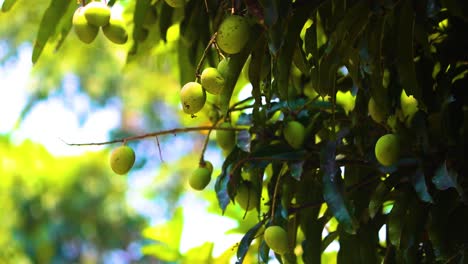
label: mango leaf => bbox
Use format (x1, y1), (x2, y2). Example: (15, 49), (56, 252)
(182, 242), (213, 264)
(320, 128), (358, 234)
(368, 175), (397, 218)
(274, 1), (320, 99)
(397, 0), (421, 100)
(410, 168), (433, 203)
(1, 0), (17, 12)
(133, 0), (151, 42)
(141, 207), (184, 261)
(236, 221), (264, 264)
(159, 2), (173, 42)
(215, 148), (244, 212)
(289, 161), (304, 181)
(367, 14), (388, 112)
(321, 231), (338, 252)
(432, 160), (465, 202)
(388, 192), (409, 248)
(32, 0), (72, 63)
(433, 160), (458, 190)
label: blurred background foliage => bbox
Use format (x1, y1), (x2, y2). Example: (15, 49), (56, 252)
(0, 0), (263, 263)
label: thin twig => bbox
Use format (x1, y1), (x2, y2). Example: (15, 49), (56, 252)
(62, 126), (246, 146)
(195, 32), (218, 81)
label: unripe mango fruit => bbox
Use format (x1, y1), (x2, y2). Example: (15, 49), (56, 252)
(201, 67), (225, 94)
(216, 122), (236, 152)
(73, 7), (99, 44)
(216, 15), (250, 54)
(283, 121), (305, 149)
(189, 166), (212, 190)
(400, 89), (418, 126)
(180, 82), (206, 114)
(235, 183), (257, 211)
(109, 145), (135, 175)
(375, 134), (399, 166)
(264, 226), (289, 254)
(368, 97), (386, 123)
(84, 1), (111, 27)
(335, 90), (356, 115)
(217, 58), (230, 78)
(103, 17), (128, 44)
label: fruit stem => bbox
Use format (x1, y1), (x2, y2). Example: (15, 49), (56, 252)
(195, 32), (218, 82)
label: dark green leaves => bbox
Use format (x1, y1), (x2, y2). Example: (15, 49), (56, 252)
(433, 161), (465, 201)
(236, 221), (264, 264)
(320, 128), (358, 234)
(397, 0), (421, 100)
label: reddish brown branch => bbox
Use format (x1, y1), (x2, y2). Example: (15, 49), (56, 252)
(62, 126), (246, 146)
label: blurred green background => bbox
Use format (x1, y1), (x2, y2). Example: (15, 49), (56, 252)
(0, 1), (270, 263)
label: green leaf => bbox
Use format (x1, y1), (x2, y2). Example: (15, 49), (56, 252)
(215, 148), (244, 212)
(159, 2), (173, 42)
(397, 0), (421, 100)
(32, 0), (72, 63)
(367, 14), (388, 112)
(410, 168), (433, 203)
(320, 129), (358, 234)
(182, 242), (214, 263)
(274, 1), (319, 99)
(133, 0), (151, 42)
(321, 231), (338, 252)
(1, 0), (17, 12)
(388, 191), (409, 248)
(236, 221), (264, 263)
(141, 207), (184, 261)
(289, 161), (304, 181)
(433, 160), (458, 190)
(368, 175), (397, 218)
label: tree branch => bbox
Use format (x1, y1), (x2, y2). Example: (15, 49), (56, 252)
(62, 125), (246, 146)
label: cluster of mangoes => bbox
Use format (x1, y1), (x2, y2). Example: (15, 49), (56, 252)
(368, 90), (419, 167)
(73, 0), (128, 44)
(179, 15), (250, 115)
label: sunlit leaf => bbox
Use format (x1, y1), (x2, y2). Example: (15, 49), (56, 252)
(1, 0), (17, 12)
(182, 242), (213, 263)
(32, 0), (72, 63)
(142, 207), (184, 256)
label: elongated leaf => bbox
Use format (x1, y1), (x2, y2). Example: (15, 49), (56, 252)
(388, 192), (409, 248)
(274, 1), (320, 99)
(1, 0), (17, 12)
(236, 221), (264, 263)
(320, 128), (358, 234)
(368, 178), (394, 218)
(32, 0), (72, 63)
(397, 0), (421, 100)
(159, 2), (173, 42)
(367, 14), (388, 112)
(411, 168), (433, 203)
(215, 148), (244, 212)
(133, 0), (151, 42)
(432, 160), (458, 190)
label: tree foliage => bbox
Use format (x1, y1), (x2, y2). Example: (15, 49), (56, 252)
(3, 0), (468, 263)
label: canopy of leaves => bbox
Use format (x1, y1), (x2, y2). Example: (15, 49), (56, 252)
(2, 0), (468, 263)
